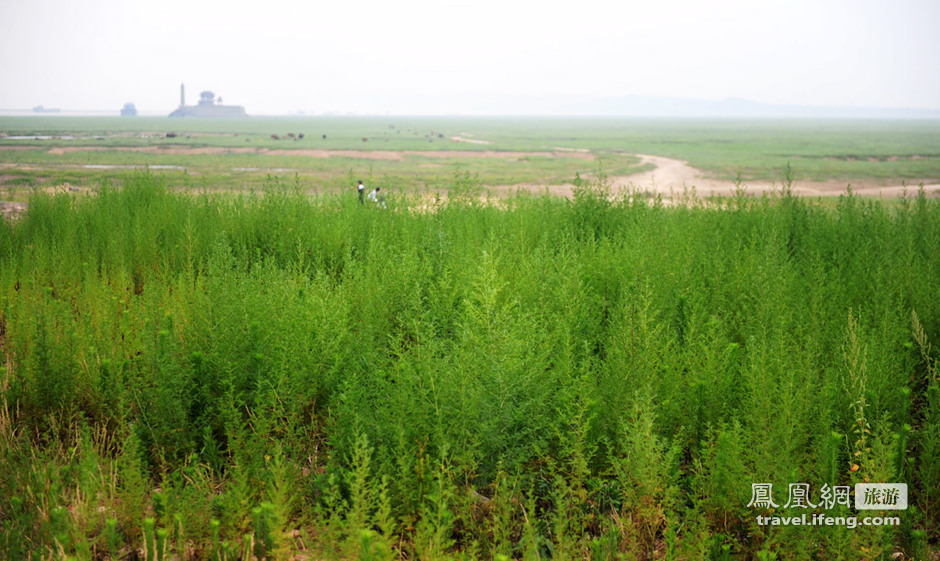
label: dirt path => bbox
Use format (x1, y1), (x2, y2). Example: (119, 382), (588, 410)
(612, 154), (940, 197)
(495, 154), (939, 198)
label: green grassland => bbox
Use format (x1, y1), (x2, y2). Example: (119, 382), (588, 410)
(1, 117), (938, 195)
(0, 146), (639, 195)
(1, 174), (939, 559)
(1, 117), (940, 559)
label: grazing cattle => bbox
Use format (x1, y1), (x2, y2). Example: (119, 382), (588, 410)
(298, 133), (305, 139)
(271, 134), (280, 140)
(287, 133), (295, 138)
(166, 132), (177, 138)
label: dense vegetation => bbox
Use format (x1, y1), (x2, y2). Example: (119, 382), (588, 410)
(1, 174), (938, 559)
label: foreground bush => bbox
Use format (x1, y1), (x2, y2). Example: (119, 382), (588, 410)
(0, 174), (938, 559)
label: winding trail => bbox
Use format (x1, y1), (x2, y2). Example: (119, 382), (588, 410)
(495, 154), (939, 198)
(612, 154), (940, 197)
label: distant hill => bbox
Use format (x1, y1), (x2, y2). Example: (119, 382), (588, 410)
(462, 94), (940, 119)
(564, 95), (940, 119)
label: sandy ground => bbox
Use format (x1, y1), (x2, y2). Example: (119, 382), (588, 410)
(450, 136), (492, 145)
(628, 154), (940, 197)
(265, 149), (595, 160)
(620, 154), (940, 197)
(0, 145), (595, 161)
(495, 154), (940, 198)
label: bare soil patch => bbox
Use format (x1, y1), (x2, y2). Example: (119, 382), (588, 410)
(266, 149), (405, 160)
(0, 146), (596, 161)
(0, 201), (27, 221)
(494, 154), (940, 198)
(451, 136), (492, 145)
(619, 154), (940, 197)
(407, 150), (594, 160)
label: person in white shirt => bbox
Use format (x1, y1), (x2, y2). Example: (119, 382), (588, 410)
(368, 187), (386, 208)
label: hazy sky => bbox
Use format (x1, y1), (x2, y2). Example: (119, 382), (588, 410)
(1, 0), (938, 115)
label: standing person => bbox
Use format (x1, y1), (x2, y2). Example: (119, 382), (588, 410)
(357, 180), (365, 204)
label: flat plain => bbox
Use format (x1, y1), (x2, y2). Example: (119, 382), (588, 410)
(1, 117), (938, 199)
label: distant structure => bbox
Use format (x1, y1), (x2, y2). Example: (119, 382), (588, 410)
(169, 83), (247, 118)
(32, 105), (60, 113)
(121, 103), (138, 117)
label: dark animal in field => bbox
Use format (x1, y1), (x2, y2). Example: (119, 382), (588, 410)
(166, 132), (177, 138)
(298, 133), (305, 139)
(287, 133), (295, 138)
(362, 137), (368, 142)
(322, 134), (326, 139)
(271, 134), (280, 140)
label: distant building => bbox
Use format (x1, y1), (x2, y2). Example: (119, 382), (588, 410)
(169, 83), (247, 118)
(32, 105), (60, 113)
(121, 103), (138, 117)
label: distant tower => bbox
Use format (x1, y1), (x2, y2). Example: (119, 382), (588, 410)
(180, 83), (185, 107)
